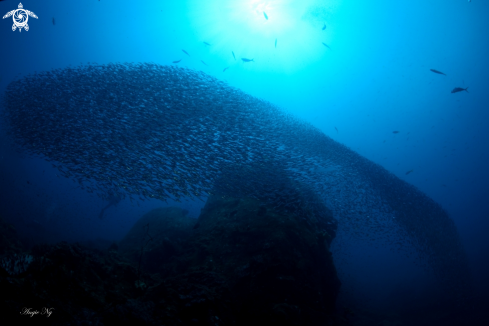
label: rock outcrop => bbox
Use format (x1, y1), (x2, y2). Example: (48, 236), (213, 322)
(145, 195), (340, 325)
(0, 197), (341, 325)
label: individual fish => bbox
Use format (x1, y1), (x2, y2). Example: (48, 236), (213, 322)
(98, 194), (121, 219)
(322, 42), (331, 50)
(392, 131), (400, 134)
(223, 67), (229, 72)
(232, 51), (236, 60)
(182, 49), (190, 56)
(172, 59), (182, 64)
(451, 87), (469, 93)
(203, 42), (211, 46)
(241, 58), (254, 62)
(430, 69), (446, 76)
(322, 23), (326, 30)
(334, 127), (338, 133)
(405, 169), (414, 175)
(201, 60), (208, 66)
(275, 38), (277, 48)
(263, 12), (268, 20)
(52, 17), (55, 26)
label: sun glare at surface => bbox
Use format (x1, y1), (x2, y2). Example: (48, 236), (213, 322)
(187, 0), (341, 73)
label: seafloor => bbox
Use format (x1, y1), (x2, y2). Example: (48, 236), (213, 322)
(0, 195), (486, 325)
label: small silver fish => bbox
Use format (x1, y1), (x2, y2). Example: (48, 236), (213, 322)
(241, 58), (254, 62)
(172, 59), (182, 64)
(322, 42), (331, 50)
(263, 12), (268, 20)
(232, 51), (236, 60)
(182, 49), (190, 56)
(223, 67), (229, 72)
(201, 60), (208, 66)
(203, 42), (211, 46)
(322, 23), (326, 30)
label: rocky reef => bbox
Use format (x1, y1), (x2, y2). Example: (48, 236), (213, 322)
(0, 195), (342, 325)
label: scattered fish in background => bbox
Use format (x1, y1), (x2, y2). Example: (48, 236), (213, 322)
(275, 38), (277, 48)
(182, 49), (190, 56)
(263, 11), (268, 20)
(451, 87), (469, 93)
(203, 42), (211, 46)
(393, 131), (400, 134)
(201, 60), (208, 66)
(223, 67), (229, 72)
(430, 69), (446, 76)
(172, 59), (182, 64)
(405, 169), (414, 175)
(241, 58), (254, 62)
(322, 23), (327, 30)
(322, 42), (331, 50)
(232, 51), (236, 60)
(335, 127), (338, 133)
(52, 17), (55, 26)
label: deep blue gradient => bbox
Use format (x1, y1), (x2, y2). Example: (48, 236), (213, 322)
(1, 0), (488, 322)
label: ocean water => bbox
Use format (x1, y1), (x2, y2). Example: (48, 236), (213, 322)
(0, 1), (488, 325)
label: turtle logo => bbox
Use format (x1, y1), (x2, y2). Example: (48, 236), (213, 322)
(3, 3), (38, 32)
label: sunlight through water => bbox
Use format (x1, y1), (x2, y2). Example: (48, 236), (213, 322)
(187, 0), (342, 73)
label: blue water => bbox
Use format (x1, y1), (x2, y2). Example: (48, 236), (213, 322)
(1, 0), (488, 323)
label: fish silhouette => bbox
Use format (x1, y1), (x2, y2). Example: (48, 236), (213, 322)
(430, 69), (446, 76)
(451, 87), (469, 94)
(98, 194), (121, 219)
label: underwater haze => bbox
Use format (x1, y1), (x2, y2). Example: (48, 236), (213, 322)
(1, 0), (488, 325)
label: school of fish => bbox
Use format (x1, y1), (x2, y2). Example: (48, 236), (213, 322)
(1, 62), (470, 296)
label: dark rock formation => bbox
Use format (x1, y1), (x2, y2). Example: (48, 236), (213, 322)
(0, 215), (24, 256)
(148, 195), (341, 326)
(0, 197), (340, 325)
(118, 207), (196, 273)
